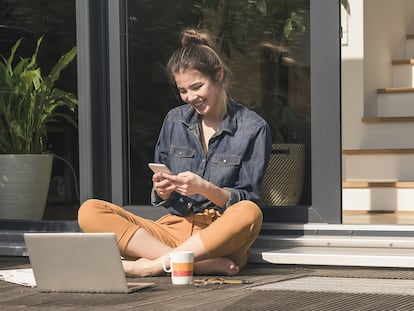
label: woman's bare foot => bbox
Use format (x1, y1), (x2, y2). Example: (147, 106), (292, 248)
(123, 256), (239, 277)
(122, 258), (163, 277)
(194, 257), (239, 275)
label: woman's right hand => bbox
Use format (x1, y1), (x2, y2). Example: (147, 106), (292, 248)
(152, 172), (175, 200)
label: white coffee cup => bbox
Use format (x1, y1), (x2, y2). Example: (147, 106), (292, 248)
(161, 251), (194, 285)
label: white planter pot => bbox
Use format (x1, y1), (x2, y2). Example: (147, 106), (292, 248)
(260, 143), (305, 206)
(0, 154), (53, 219)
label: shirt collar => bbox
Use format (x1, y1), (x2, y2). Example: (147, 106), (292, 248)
(182, 97), (238, 135)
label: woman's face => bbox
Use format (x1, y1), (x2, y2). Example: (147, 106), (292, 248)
(174, 69), (223, 116)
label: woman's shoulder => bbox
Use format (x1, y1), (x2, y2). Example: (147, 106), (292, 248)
(164, 104), (194, 121)
(229, 98), (268, 127)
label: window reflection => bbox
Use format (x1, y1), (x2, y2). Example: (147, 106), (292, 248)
(127, 0), (310, 206)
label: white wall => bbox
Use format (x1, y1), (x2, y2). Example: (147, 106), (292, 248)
(364, 0), (412, 116)
(341, 0), (364, 150)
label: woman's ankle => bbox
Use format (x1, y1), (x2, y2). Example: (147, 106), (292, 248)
(122, 258), (162, 277)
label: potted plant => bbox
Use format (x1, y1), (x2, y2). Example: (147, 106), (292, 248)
(0, 36), (77, 219)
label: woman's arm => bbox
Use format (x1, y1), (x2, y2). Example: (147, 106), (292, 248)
(223, 121), (272, 207)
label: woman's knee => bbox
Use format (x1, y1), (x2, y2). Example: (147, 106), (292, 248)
(77, 199), (104, 232)
(227, 200), (263, 227)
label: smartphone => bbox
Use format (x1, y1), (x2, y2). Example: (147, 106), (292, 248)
(148, 163), (173, 175)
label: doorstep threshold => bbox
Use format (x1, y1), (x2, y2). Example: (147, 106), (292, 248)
(252, 223), (414, 268)
(250, 246), (414, 268)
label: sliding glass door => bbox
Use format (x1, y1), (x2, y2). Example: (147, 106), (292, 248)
(126, 0), (314, 213)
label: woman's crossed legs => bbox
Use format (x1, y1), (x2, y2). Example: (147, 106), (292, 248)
(78, 199), (262, 277)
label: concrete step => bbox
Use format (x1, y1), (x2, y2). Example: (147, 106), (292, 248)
(0, 220), (80, 256)
(250, 223), (414, 267)
(250, 246), (414, 267)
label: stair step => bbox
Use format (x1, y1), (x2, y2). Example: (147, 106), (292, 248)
(343, 187), (414, 211)
(0, 242), (28, 256)
(343, 148), (414, 155)
(342, 181), (414, 188)
(378, 92), (414, 116)
(362, 116), (414, 123)
(343, 149), (414, 212)
(343, 181), (414, 188)
(250, 246), (414, 268)
(0, 220), (80, 256)
(391, 63), (414, 87)
(254, 234), (414, 248)
(0, 220), (80, 232)
(342, 150), (414, 181)
(377, 87), (414, 93)
(392, 59), (414, 65)
(350, 122), (414, 149)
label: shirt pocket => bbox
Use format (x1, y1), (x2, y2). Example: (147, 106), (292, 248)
(210, 153), (241, 187)
(169, 145), (196, 173)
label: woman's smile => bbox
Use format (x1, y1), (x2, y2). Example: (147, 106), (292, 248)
(192, 97), (207, 111)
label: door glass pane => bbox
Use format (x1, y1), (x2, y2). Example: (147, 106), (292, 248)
(127, 0), (311, 207)
(0, 0), (78, 219)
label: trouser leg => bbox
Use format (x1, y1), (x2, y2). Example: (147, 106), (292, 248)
(78, 199), (263, 268)
(197, 200), (263, 269)
(77, 199), (186, 256)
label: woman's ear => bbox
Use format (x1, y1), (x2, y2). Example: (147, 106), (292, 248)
(215, 68), (224, 83)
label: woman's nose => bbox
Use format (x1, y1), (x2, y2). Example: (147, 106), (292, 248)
(187, 91), (198, 102)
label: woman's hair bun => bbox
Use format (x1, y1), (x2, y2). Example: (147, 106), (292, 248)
(180, 28), (217, 50)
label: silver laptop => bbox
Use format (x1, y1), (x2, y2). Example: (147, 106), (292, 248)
(24, 232), (154, 293)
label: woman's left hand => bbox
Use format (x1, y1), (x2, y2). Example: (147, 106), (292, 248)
(161, 171), (205, 196)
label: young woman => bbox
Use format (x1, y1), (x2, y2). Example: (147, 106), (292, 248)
(78, 28), (272, 277)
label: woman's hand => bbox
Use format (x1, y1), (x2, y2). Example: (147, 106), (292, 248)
(162, 172), (230, 208)
(161, 171), (205, 196)
(152, 172), (175, 200)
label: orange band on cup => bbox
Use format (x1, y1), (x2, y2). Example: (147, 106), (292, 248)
(172, 262), (193, 277)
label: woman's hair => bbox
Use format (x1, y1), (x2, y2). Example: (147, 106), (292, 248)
(166, 28), (230, 87)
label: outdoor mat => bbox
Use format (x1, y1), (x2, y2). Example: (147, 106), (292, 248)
(219, 290), (414, 311)
(250, 276), (414, 295)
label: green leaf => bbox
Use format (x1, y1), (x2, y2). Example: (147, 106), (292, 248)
(341, 0), (351, 15)
(0, 36), (78, 154)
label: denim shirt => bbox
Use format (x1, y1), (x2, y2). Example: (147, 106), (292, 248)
(151, 97), (272, 216)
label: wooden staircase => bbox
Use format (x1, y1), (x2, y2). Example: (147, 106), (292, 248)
(343, 34), (414, 212)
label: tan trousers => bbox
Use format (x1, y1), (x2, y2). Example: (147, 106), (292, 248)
(78, 199), (263, 269)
